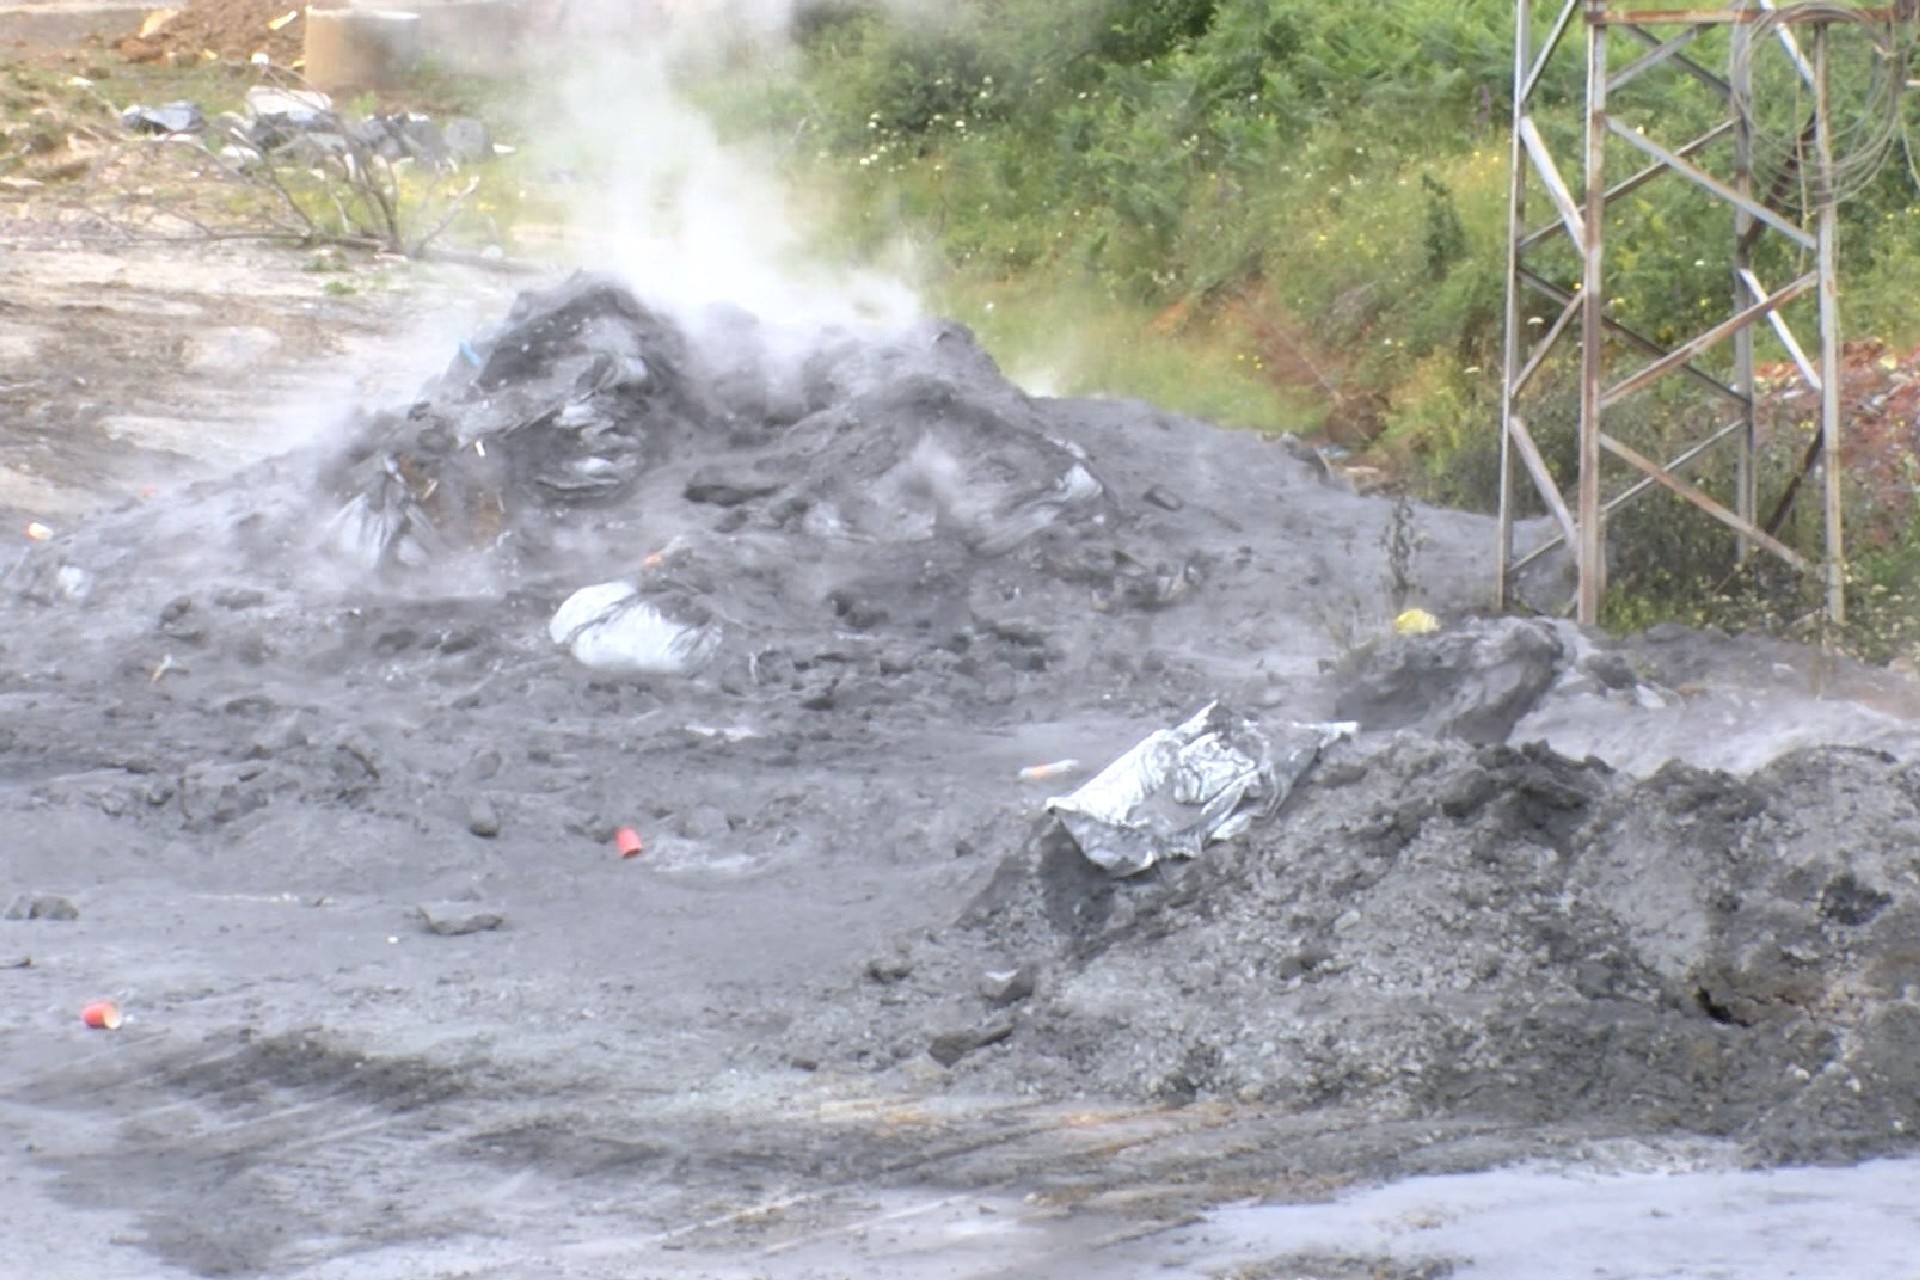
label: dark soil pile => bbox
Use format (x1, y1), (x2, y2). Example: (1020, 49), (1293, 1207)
(765, 621), (1920, 1166)
(790, 714), (1920, 1163)
(116, 0), (304, 66)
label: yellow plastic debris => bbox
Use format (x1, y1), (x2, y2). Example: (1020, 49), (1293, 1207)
(268, 10), (301, 31)
(1394, 607), (1440, 636)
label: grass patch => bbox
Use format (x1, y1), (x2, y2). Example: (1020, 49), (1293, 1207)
(931, 271), (1315, 429)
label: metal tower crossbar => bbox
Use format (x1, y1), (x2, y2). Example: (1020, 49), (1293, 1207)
(1495, 0), (1902, 625)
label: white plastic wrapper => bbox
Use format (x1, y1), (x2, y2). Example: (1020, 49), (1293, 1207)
(549, 582), (721, 674)
(1047, 702), (1354, 877)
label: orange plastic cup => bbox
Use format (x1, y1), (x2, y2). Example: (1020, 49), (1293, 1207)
(82, 1001), (123, 1030)
(615, 827), (644, 859)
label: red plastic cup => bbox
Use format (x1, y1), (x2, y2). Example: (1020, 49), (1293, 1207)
(82, 1000), (123, 1030)
(615, 827), (644, 859)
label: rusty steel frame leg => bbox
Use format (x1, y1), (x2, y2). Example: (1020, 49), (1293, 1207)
(1497, 0), (1532, 610)
(1731, 11), (1758, 562)
(1814, 24), (1846, 625)
(1577, 11), (1608, 626)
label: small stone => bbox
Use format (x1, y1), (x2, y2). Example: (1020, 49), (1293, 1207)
(437, 627), (482, 655)
(929, 1016), (1016, 1067)
(1143, 484), (1185, 512)
(979, 967), (1037, 1007)
(467, 797), (501, 839)
(798, 675), (839, 711)
(415, 904), (505, 936)
(1, 956), (32, 970)
(864, 954), (914, 985)
(159, 596), (207, 643)
(3, 894), (79, 922)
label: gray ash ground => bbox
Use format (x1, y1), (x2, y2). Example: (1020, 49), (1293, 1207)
(5, 273), (1920, 1276)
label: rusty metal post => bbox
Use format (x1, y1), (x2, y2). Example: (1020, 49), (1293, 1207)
(1496, 0), (1533, 609)
(1814, 23), (1847, 624)
(1577, 4), (1610, 625)
(1730, 10), (1758, 560)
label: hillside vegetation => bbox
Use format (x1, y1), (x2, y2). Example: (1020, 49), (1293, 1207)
(734, 0), (1920, 651)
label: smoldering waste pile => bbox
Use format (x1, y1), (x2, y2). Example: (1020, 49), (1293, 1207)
(8, 272), (1240, 724)
(313, 273), (1213, 712)
(7, 273), (1920, 1168)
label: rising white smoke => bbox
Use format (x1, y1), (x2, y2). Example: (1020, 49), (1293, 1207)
(533, 0), (920, 331)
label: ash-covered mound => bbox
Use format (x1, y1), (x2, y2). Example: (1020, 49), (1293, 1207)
(793, 731), (1920, 1163)
(13, 272), (1361, 724)
(300, 273), (1240, 710)
(325, 273), (1119, 578)
(267, 274), (1243, 702)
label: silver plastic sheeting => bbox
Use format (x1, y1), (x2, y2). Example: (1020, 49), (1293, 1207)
(1047, 703), (1354, 876)
(549, 582), (722, 674)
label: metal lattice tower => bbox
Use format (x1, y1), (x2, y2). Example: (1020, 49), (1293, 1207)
(1497, 0), (1915, 626)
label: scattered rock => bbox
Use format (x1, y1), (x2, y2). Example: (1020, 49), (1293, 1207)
(1143, 484), (1184, 512)
(415, 905), (506, 936)
(122, 102), (205, 135)
(3, 894), (79, 922)
(1, 955), (32, 970)
(864, 954), (914, 984)
(929, 1016), (1016, 1067)
(158, 595), (206, 643)
(467, 797), (502, 839)
(245, 85), (334, 133)
(1334, 618), (1566, 744)
(979, 967), (1037, 1006)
